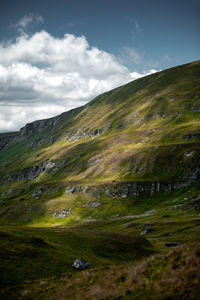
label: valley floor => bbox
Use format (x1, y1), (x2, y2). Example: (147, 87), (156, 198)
(0, 201), (200, 300)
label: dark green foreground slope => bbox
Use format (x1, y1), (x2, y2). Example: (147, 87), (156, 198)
(0, 61), (200, 299)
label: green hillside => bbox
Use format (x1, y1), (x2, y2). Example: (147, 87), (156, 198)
(0, 61), (200, 299)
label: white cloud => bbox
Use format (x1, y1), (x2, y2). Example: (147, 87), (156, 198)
(10, 14), (44, 33)
(119, 46), (141, 65)
(0, 30), (157, 132)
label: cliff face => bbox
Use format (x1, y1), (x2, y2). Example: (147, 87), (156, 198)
(0, 132), (18, 151)
(0, 106), (83, 150)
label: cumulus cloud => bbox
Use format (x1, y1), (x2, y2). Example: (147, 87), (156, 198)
(0, 29), (157, 132)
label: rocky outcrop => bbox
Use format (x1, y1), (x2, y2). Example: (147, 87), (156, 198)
(97, 167), (200, 198)
(62, 166), (199, 199)
(32, 189), (43, 199)
(0, 132), (18, 151)
(187, 200), (200, 210)
(52, 209), (72, 219)
(2, 159), (48, 184)
(182, 133), (200, 141)
(140, 229), (152, 236)
(1, 159), (67, 185)
(65, 185), (83, 194)
(192, 106), (200, 112)
(0, 106), (83, 152)
(64, 128), (104, 143)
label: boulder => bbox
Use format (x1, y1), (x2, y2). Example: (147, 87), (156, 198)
(72, 259), (90, 270)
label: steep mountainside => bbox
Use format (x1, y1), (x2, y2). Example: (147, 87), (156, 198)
(0, 60), (200, 225)
(0, 61), (200, 299)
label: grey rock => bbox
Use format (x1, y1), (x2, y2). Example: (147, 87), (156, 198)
(75, 186), (81, 193)
(65, 186), (71, 193)
(70, 187), (75, 194)
(140, 229), (152, 236)
(142, 224), (153, 228)
(187, 200), (200, 211)
(182, 133), (200, 141)
(83, 201), (100, 208)
(83, 186), (89, 193)
(32, 189), (43, 198)
(185, 151), (195, 158)
(45, 161), (55, 171)
(65, 185), (81, 194)
(72, 259), (90, 270)
(192, 106), (200, 112)
(7, 188), (15, 195)
(52, 209), (72, 219)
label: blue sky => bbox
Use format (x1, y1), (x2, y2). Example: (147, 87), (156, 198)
(0, 0), (199, 132)
(1, 0), (199, 71)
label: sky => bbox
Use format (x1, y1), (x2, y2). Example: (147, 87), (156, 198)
(0, 0), (199, 132)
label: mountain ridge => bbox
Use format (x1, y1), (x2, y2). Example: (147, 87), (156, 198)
(0, 59), (200, 224)
(1, 60), (199, 149)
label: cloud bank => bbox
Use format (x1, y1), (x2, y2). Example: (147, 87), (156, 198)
(0, 29), (156, 132)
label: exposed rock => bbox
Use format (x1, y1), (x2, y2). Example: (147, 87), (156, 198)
(0, 132), (18, 151)
(182, 133), (200, 141)
(70, 187), (75, 194)
(19, 118), (54, 140)
(140, 229), (152, 236)
(65, 186), (71, 193)
(89, 158), (103, 167)
(83, 201), (100, 208)
(47, 160), (66, 174)
(83, 186), (89, 193)
(101, 170), (200, 199)
(64, 128), (104, 143)
(32, 189), (43, 199)
(192, 106), (200, 112)
(49, 136), (57, 144)
(45, 161), (55, 171)
(142, 224), (153, 228)
(121, 184), (131, 198)
(52, 209), (72, 219)
(17, 163), (47, 181)
(7, 188), (15, 195)
(72, 259), (90, 270)
(1, 159), (68, 185)
(65, 186), (82, 194)
(185, 151), (195, 158)
(187, 200), (200, 211)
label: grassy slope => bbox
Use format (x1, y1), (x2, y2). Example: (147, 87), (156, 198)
(0, 61), (200, 299)
(0, 60), (200, 226)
